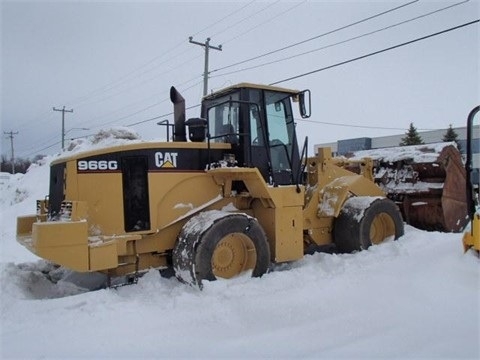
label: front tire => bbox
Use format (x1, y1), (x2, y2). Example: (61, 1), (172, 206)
(173, 211), (270, 288)
(334, 197), (404, 253)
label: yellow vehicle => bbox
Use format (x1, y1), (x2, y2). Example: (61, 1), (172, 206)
(463, 105), (480, 254)
(17, 83), (404, 287)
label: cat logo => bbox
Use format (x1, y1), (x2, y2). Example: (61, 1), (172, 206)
(155, 151), (178, 168)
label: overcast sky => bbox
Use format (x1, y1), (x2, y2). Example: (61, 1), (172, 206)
(1, 0), (479, 159)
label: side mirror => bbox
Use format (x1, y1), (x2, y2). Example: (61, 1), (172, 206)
(298, 90), (311, 119)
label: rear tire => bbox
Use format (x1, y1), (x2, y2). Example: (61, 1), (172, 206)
(334, 197), (404, 253)
(173, 211), (270, 288)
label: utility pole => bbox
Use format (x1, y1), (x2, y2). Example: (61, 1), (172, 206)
(53, 106), (73, 150)
(4, 131), (18, 174)
(189, 37), (222, 96)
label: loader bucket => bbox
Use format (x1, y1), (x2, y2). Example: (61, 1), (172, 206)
(345, 143), (468, 232)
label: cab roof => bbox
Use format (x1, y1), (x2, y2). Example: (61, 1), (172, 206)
(203, 83), (301, 100)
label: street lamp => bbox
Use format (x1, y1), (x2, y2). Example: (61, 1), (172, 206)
(65, 127), (89, 135)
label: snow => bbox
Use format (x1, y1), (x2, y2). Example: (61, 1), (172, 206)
(63, 126), (142, 156)
(349, 142), (457, 163)
(179, 210), (243, 238)
(1, 132), (479, 359)
(174, 203), (195, 210)
(318, 187), (339, 217)
(341, 196), (383, 222)
(346, 142), (457, 198)
(165, 194), (224, 229)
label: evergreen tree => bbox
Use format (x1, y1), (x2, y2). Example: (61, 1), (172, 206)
(400, 123), (424, 146)
(0, 154), (32, 174)
(442, 124), (461, 151)
(0, 155), (8, 172)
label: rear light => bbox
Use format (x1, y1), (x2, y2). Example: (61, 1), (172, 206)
(36, 201), (43, 216)
(60, 201), (73, 221)
(36, 199), (49, 216)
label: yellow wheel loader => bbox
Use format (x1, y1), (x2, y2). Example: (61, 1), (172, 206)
(17, 83), (404, 287)
(463, 105), (480, 254)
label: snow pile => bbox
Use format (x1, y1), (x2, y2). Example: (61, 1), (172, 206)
(349, 141), (457, 163)
(64, 126), (142, 155)
(0, 158), (51, 207)
(0, 134), (479, 359)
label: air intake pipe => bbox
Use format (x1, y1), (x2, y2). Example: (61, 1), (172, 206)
(170, 86), (187, 142)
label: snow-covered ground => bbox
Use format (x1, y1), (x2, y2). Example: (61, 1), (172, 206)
(1, 131), (479, 359)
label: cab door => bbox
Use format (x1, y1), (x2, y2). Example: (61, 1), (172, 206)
(248, 89), (300, 186)
(122, 156), (150, 232)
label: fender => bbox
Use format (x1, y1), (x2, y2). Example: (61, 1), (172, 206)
(318, 175), (385, 218)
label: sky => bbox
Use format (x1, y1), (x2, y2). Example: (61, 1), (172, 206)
(1, 0), (479, 159)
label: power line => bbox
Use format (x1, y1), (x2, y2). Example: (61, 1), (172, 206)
(295, 117), (436, 131)
(18, 2), (331, 152)
(11, 1), (416, 138)
(22, 19), (478, 157)
(64, 2), (258, 110)
(117, 19), (480, 131)
(70, 73), (204, 134)
(64, 52), (204, 119)
(125, 104), (201, 127)
(25, 87), (197, 156)
(192, 0), (257, 38)
(20, 132), (60, 154)
(47, 81), (205, 148)
(212, 0), (470, 78)
(95, 98), (173, 129)
(12, 107), (58, 136)
(210, 0), (281, 40)
(26, 141), (62, 157)
(58, 2), (262, 124)
(212, 0), (420, 74)
(87, 79), (204, 131)
(127, 20), (479, 132)
(65, 43), (189, 109)
(220, 1), (306, 46)
(92, 1), (303, 116)
(62, 3), (475, 144)
(122, 81), (204, 127)
(270, 19), (479, 85)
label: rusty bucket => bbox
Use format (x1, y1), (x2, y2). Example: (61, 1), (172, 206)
(347, 143), (467, 232)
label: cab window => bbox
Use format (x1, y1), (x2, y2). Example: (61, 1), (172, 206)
(207, 94), (240, 143)
(264, 91), (295, 172)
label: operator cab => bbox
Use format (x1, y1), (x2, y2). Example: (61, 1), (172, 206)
(201, 83), (311, 186)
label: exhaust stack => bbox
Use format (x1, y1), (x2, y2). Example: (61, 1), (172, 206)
(170, 86), (187, 142)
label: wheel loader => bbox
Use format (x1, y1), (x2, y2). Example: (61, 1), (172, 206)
(462, 105), (480, 254)
(17, 83), (404, 287)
